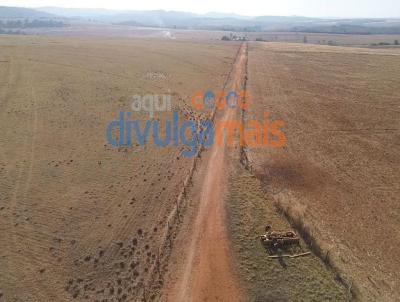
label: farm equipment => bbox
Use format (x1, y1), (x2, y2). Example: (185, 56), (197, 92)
(260, 225), (300, 249)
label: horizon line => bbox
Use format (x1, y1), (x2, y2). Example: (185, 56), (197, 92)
(1, 5), (400, 20)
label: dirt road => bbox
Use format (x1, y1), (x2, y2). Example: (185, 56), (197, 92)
(168, 43), (247, 302)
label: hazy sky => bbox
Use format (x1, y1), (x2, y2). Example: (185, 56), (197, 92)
(3, 0), (400, 18)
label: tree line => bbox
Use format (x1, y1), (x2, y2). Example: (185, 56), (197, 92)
(0, 19), (64, 29)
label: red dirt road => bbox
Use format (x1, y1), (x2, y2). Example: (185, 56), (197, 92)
(168, 43), (247, 302)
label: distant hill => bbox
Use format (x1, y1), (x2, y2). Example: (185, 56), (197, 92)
(7, 6), (400, 34)
(0, 6), (56, 19)
(36, 7), (121, 18)
(204, 12), (251, 20)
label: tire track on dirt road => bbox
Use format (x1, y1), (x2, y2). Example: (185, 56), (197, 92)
(169, 43), (248, 302)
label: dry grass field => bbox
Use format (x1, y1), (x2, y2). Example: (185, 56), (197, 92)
(226, 163), (347, 301)
(24, 24), (400, 46)
(246, 32), (400, 46)
(23, 24), (230, 41)
(1, 32), (399, 302)
(243, 41), (400, 301)
(0, 36), (239, 301)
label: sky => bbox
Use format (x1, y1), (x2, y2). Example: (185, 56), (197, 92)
(2, 0), (400, 18)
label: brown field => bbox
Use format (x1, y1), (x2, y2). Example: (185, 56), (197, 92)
(243, 41), (400, 301)
(1, 33), (399, 302)
(0, 35), (239, 301)
(23, 23), (400, 46)
(246, 32), (400, 46)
